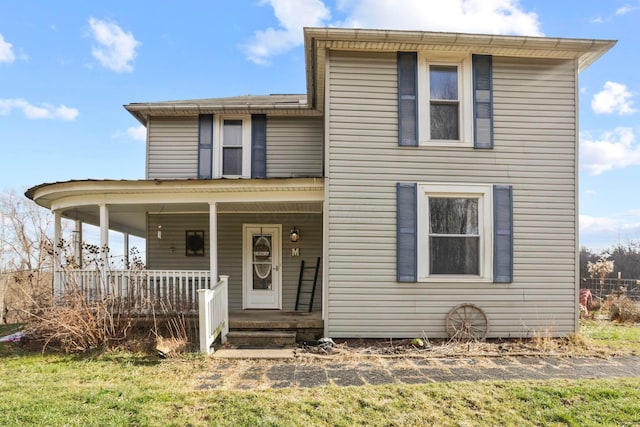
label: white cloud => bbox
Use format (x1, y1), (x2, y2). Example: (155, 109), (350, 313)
(112, 124), (147, 142)
(592, 81), (637, 115)
(89, 17), (140, 72)
(127, 125), (146, 141)
(244, 0), (543, 64)
(580, 213), (640, 249)
(335, 0), (543, 35)
(0, 33), (16, 63)
(244, 0), (331, 64)
(616, 4), (639, 15)
(0, 98), (79, 121)
(581, 214), (620, 235)
(580, 127), (640, 175)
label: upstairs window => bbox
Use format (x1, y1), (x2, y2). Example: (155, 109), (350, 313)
(216, 115), (251, 178)
(199, 114), (265, 179)
(418, 54), (473, 146)
(222, 119), (243, 176)
(429, 65), (460, 140)
(398, 53), (493, 149)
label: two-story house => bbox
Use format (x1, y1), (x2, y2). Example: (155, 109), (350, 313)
(27, 27), (615, 349)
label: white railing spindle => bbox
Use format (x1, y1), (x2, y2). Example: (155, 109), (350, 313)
(56, 269), (213, 313)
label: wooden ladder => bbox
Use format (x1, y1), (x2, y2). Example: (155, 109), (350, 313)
(295, 257), (321, 312)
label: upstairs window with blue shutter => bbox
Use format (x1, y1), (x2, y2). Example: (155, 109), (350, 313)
(407, 53), (493, 148)
(397, 182), (512, 283)
(212, 115), (252, 178)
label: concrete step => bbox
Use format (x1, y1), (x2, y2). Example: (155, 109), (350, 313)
(226, 330), (297, 347)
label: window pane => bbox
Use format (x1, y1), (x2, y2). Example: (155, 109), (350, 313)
(223, 147), (242, 175)
(430, 66), (458, 100)
(430, 236), (479, 274)
(252, 234), (272, 290)
(430, 103), (459, 140)
(223, 120), (243, 146)
(430, 198), (478, 234)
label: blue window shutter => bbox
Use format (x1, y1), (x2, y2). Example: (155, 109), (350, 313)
(198, 114), (213, 179)
(397, 183), (417, 282)
(493, 185), (513, 283)
(473, 54), (493, 149)
(397, 52), (418, 147)
(251, 114), (267, 178)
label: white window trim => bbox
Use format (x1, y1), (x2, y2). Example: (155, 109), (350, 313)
(417, 52), (473, 147)
(417, 183), (493, 282)
(213, 115), (251, 178)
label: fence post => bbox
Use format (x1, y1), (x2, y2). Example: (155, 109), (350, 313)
(220, 275), (229, 343)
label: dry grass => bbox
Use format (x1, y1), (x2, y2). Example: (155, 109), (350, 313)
(608, 295), (640, 322)
(25, 287), (136, 353)
(298, 317), (640, 361)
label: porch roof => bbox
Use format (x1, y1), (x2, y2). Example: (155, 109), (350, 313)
(26, 178), (324, 237)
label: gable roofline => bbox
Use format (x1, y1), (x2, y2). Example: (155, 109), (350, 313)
(124, 94), (319, 125)
(304, 27), (616, 110)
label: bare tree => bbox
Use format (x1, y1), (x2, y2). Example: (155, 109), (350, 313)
(0, 190), (56, 323)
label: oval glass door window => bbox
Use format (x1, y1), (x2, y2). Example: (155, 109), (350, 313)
(253, 234), (272, 289)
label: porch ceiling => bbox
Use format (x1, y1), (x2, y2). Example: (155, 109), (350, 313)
(26, 178), (325, 238)
(62, 200), (323, 238)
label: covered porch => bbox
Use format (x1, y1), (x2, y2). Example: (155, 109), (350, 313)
(26, 178), (325, 352)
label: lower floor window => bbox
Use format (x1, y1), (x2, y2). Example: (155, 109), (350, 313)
(418, 184), (492, 280)
(429, 197), (479, 274)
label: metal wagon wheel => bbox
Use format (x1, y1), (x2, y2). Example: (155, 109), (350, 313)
(445, 303), (488, 341)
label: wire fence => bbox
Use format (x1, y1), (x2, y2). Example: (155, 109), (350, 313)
(581, 277), (640, 301)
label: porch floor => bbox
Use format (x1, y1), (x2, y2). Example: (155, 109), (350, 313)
(229, 310), (323, 330)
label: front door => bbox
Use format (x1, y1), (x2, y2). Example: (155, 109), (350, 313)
(243, 224), (282, 309)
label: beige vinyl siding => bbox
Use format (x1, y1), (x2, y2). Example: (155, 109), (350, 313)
(147, 214), (210, 270)
(147, 116), (322, 179)
(147, 212), (322, 311)
(266, 117), (323, 177)
(326, 51), (577, 338)
(147, 117), (198, 179)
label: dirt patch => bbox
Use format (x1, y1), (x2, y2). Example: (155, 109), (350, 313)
(296, 334), (621, 361)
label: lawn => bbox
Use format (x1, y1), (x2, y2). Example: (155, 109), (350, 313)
(0, 320), (639, 426)
(581, 319), (640, 353)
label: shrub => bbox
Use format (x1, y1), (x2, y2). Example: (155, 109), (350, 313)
(608, 295), (640, 323)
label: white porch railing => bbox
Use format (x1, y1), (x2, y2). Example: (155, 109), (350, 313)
(198, 275), (229, 354)
(60, 269), (212, 312)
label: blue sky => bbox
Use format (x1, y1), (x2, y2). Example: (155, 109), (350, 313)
(1, 0), (639, 253)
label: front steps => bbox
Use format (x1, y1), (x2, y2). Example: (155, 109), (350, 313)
(228, 310), (324, 343)
(226, 330), (297, 347)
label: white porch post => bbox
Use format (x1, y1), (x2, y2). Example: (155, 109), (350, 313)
(53, 210), (62, 301)
(99, 204), (110, 291)
(209, 202), (218, 285)
(123, 232), (129, 268)
(73, 220), (83, 268)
